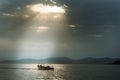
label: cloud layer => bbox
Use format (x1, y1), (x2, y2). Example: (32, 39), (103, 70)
(0, 0), (120, 60)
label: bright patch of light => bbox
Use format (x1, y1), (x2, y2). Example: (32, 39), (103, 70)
(28, 4), (65, 14)
(53, 15), (61, 19)
(36, 26), (49, 32)
(69, 25), (76, 28)
(23, 15), (30, 18)
(2, 13), (16, 17)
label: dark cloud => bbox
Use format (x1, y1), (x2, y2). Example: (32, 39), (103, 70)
(63, 0), (120, 25)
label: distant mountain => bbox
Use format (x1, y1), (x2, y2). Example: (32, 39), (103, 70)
(0, 59), (39, 64)
(0, 57), (119, 64)
(112, 59), (120, 65)
(0, 57), (74, 64)
(76, 57), (116, 64)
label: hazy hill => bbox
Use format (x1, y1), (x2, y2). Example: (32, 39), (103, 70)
(112, 59), (120, 64)
(0, 57), (119, 64)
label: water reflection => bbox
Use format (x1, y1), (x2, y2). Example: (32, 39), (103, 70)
(0, 64), (120, 80)
(0, 64), (66, 80)
(36, 64), (66, 80)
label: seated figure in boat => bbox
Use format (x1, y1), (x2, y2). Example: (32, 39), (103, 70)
(37, 64), (40, 67)
(37, 64), (54, 70)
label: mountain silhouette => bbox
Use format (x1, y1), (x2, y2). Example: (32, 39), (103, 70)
(0, 57), (119, 64)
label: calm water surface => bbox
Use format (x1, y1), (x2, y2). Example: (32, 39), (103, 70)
(0, 64), (120, 80)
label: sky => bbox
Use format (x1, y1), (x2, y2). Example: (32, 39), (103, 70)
(0, 0), (120, 60)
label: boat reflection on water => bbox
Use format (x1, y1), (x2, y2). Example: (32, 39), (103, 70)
(37, 64), (54, 70)
(36, 64), (66, 80)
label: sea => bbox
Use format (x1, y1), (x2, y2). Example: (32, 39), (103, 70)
(0, 64), (120, 80)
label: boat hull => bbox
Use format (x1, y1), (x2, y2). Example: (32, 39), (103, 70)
(38, 66), (54, 70)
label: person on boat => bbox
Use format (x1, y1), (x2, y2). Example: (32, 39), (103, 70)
(46, 66), (49, 68)
(37, 64), (39, 67)
(39, 65), (42, 67)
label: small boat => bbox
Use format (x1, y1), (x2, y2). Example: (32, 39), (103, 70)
(37, 65), (54, 70)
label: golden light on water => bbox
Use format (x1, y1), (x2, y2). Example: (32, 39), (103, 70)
(28, 4), (65, 14)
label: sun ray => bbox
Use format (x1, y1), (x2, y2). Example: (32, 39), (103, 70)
(27, 4), (66, 14)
